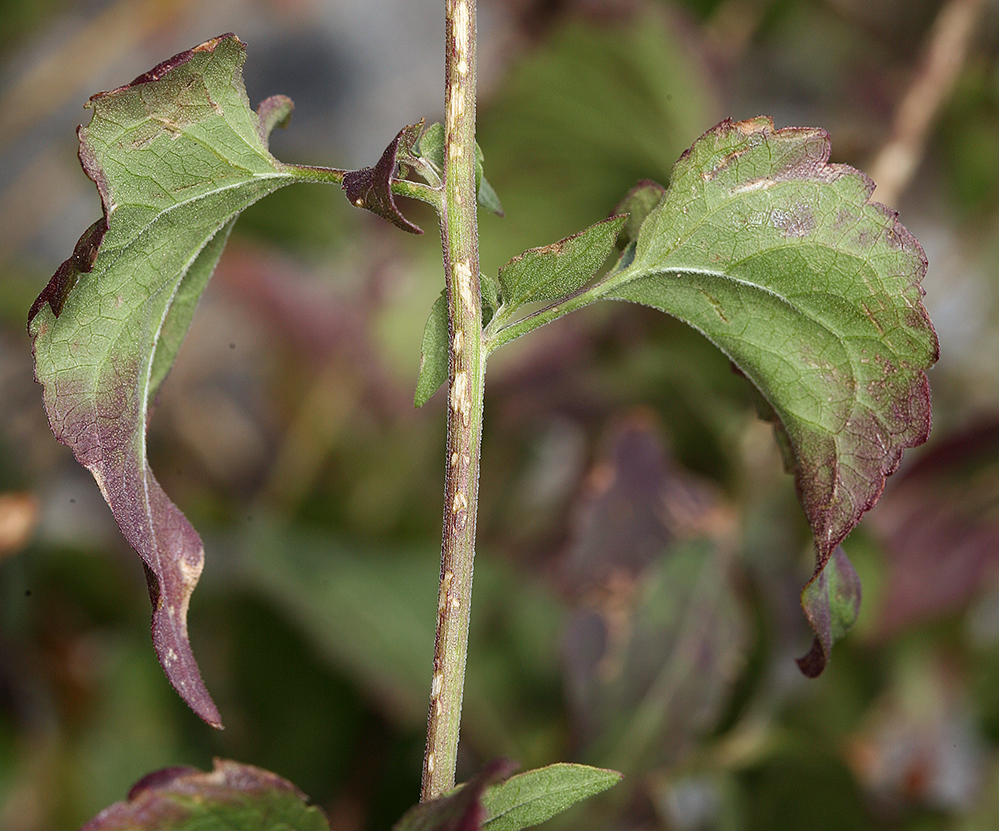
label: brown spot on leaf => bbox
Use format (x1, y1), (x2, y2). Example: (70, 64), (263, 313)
(771, 203), (816, 238)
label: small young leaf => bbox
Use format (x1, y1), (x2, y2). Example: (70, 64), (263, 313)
(343, 121), (425, 234)
(418, 122), (446, 167)
(393, 759), (516, 831)
(480, 763), (622, 831)
(416, 291), (449, 407)
(28, 34), (306, 726)
(601, 117), (938, 674)
(80, 760), (330, 831)
(474, 141), (505, 217)
(497, 215), (626, 312)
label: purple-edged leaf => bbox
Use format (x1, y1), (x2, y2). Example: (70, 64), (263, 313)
(343, 122), (425, 234)
(796, 546), (862, 677)
(393, 760), (516, 831)
(28, 34), (303, 726)
(80, 759), (330, 831)
(561, 416), (746, 765)
(599, 117), (938, 674)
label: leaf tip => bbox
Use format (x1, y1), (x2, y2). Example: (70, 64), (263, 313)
(797, 545), (862, 678)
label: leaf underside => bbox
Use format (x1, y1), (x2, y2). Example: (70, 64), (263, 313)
(28, 33), (302, 726)
(603, 117), (938, 674)
(80, 759), (330, 831)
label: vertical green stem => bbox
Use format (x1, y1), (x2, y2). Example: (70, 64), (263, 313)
(422, 0), (482, 802)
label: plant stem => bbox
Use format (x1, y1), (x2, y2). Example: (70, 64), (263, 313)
(422, 0), (482, 802)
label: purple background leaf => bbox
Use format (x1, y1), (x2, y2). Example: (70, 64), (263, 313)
(80, 759), (330, 831)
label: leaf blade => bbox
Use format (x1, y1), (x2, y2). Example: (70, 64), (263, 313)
(497, 215), (626, 311)
(28, 34), (301, 725)
(481, 763), (622, 831)
(602, 117), (938, 673)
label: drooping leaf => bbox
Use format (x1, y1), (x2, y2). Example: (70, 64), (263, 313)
(599, 117), (938, 675)
(393, 760), (516, 831)
(497, 216), (626, 313)
(28, 34), (309, 726)
(343, 121), (425, 234)
(480, 763), (622, 831)
(80, 760), (330, 831)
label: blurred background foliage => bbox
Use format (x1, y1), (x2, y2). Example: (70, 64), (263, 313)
(1, 0), (998, 829)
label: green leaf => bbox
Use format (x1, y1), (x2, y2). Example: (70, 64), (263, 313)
(480, 763), (622, 831)
(415, 274), (500, 408)
(475, 141), (505, 217)
(601, 117), (938, 674)
(497, 215), (626, 313)
(80, 760), (330, 831)
(416, 291), (449, 407)
(27, 34), (307, 726)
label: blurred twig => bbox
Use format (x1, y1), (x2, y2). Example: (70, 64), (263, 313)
(868, 0), (989, 206)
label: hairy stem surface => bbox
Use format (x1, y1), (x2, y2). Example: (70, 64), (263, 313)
(422, 0), (482, 802)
